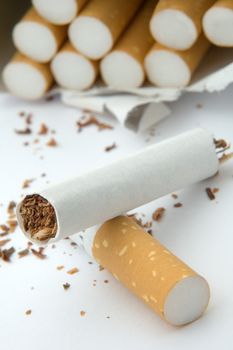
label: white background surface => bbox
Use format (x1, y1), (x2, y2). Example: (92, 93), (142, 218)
(0, 87), (233, 350)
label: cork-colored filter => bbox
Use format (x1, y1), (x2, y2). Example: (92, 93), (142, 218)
(93, 216), (210, 326)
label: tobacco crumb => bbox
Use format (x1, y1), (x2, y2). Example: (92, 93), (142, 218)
(51, 244), (56, 249)
(99, 265), (104, 271)
(18, 111), (26, 117)
(152, 207), (165, 222)
(63, 283), (70, 290)
(0, 224), (10, 233)
(214, 138), (228, 150)
(174, 202), (183, 208)
(45, 95), (54, 102)
(31, 247), (46, 259)
(0, 247), (15, 262)
(19, 195), (57, 241)
(0, 239), (11, 247)
(46, 138), (57, 147)
(147, 229), (153, 235)
(104, 280), (109, 283)
(57, 265), (64, 270)
(26, 113), (33, 125)
(67, 267), (79, 275)
(70, 241), (77, 246)
(7, 220), (18, 233)
(38, 123), (49, 135)
(25, 309), (32, 316)
(106, 316), (110, 319)
(206, 187), (216, 200)
(7, 201), (16, 216)
(41, 173), (46, 177)
(219, 152), (233, 163)
(171, 193), (178, 199)
(88, 261), (93, 265)
(196, 103), (203, 109)
(22, 179), (35, 189)
(15, 127), (32, 135)
(18, 248), (29, 258)
(77, 115), (113, 132)
(104, 143), (117, 152)
(80, 310), (86, 317)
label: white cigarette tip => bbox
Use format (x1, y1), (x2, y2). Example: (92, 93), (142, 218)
(164, 275), (210, 326)
(101, 51), (144, 89)
(150, 9), (197, 50)
(203, 7), (233, 47)
(145, 50), (191, 88)
(69, 16), (113, 59)
(51, 51), (96, 91)
(13, 22), (57, 63)
(2, 62), (47, 100)
(32, 0), (78, 25)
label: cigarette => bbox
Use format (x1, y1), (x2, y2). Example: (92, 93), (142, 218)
(32, 0), (89, 25)
(144, 34), (210, 87)
(203, 0), (233, 47)
(2, 52), (53, 100)
(68, 0), (144, 60)
(100, 0), (156, 89)
(150, 0), (216, 50)
(16, 128), (219, 244)
(83, 216), (210, 326)
(12, 8), (67, 63)
(51, 42), (99, 91)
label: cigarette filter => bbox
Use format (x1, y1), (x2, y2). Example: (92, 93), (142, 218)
(203, 0), (233, 47)
(2, 53), (53, 100)
(100, 0), (156, 89)
(150, 0), (216, 50)
(12, 8), (67, 63)
(68, 0), (144, 60)
(16, 129), (219, 244)
(32, 0), (89, 25)
(144, 34), (210, 87)
(83, 216), (210, 326)
(51, 42), (99, 91)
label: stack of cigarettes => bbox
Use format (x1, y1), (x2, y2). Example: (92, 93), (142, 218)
(2, 0), (233, 99)
(17, 128), (224, 326)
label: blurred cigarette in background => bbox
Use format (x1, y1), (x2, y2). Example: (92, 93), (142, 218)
(12, 8), (67, 63)
(2, 53), (53, 100)
(51, 42), (99, 91)
(84, 216), (210, 326)
(203, 0), (233, 47)
(32, 0), (89, 25)
(144, 34), (210, 87)
(100, 0), (156, 89)
(150, 0), (216, 50)
(68, 0), (144, 60)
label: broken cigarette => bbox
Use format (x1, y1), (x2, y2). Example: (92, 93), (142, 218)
(150, 0), (216, 50)
(68, 0), (144, 59)
(17, 128), (219, 243)
(32, 0), (89, 25)
(51, 42), (99, 91)
(82, 215), (210, 326)
(100, 0), (156, 89)
(203, 0), (233, 47)
(144, 34), (210, 87)
(2, 52), (53, 100)
(12, 8), (67, 63)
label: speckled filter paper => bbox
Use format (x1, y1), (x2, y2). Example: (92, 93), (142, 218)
(83, 216), (209, 325)
(17, 128), (219, 243)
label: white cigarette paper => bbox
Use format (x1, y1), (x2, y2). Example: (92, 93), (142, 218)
(51, 42), (99, 91)
(17, 129), (219, 243)
(82, 216), (210, 326)
(144, 35), (210, 87)
(203, 0), (233, 47)
(12, 8), (67, 63)
(150, 0), (216, 50)
(100, 0), (156, 89)
(2, 53), (53, 100)
(32, 0), (89, 25)
(68, 0), (144, 59)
